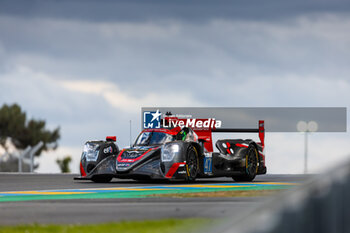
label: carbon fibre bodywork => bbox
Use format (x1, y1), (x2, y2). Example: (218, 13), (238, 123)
(75, 121), (267, 182)
(75, 139), (200, 181)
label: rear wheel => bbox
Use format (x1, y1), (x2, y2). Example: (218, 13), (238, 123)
(186, 146), (199, 182)
(91, 175), (113, 183)
(232, 146), (258, 182)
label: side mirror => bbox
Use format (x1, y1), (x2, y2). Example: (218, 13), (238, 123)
(106, 136), (117, 142)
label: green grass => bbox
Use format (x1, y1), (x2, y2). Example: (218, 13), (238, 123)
(0, 218), (211, 233)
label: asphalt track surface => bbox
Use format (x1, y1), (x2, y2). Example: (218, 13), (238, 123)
(0, 174), (311, 225)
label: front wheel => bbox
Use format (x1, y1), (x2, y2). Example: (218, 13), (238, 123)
(185, 146), (199, 182)
(232, 146), (258, 182)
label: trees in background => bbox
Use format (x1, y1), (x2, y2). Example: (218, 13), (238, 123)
(56, 156), (72, 173)
(0, 103), (60, 171)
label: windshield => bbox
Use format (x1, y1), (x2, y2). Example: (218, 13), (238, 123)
(134, 131), (174, 146)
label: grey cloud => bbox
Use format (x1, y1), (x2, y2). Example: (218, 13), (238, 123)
(0, 73), (138, 148)
(1, 0), (350, 151)
(1, 0), (350, 23)
(1, 13), (350, 109)
(2, 15), (350, 87)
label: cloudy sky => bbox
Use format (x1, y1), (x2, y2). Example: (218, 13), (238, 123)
(0, 0), (349, 173)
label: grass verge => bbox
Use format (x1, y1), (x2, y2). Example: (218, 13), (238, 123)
(0, 218), (211, 233)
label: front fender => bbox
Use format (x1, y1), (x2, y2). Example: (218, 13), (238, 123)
(160, 141), (194, 179)
(75, 155), (116, 180)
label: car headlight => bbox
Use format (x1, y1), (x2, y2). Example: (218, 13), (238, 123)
(82, 143), (100, 162)
(161, 144), (180, 162)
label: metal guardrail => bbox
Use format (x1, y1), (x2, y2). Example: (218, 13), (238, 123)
(218, 157), (350, 233)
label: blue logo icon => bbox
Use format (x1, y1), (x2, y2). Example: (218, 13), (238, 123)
(204, 157), (212, 174)
(143, 110), (161, 128)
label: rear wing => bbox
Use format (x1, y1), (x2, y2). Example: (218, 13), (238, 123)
(212, 120), (265, 146)
(195, 120), (265, 153)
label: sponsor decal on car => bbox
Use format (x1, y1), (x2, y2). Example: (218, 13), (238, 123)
(103, 146), (113, 154)
(118, 163), (130, 167)
(204, 154), (213, 174)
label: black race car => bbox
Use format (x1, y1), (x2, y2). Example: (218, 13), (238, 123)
(75, 119), (266, 182)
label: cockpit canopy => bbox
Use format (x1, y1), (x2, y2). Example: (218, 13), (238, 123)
(134, 127), (197, 146)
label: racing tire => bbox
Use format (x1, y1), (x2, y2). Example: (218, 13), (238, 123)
(91, 175), (113, 183)
(185, 146), (199, 182)
(232, 145), (258, 182)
